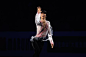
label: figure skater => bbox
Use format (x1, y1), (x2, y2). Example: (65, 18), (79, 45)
(35, 6), (53, 36)
(30, 10), (54, 57)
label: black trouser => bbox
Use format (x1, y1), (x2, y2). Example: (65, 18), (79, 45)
(31, 37), (44, 57)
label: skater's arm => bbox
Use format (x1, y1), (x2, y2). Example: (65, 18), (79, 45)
(35, 15), (38, 24)
(47, 22), (54, 48)
(47, 21), (53, 35)
(35, 14), (40, 25)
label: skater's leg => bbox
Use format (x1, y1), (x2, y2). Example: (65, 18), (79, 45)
(31, 40), (40, 57)
(37, 40), (44, 54)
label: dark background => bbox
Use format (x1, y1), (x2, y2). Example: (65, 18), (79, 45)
(0, 0), (86, 57)
(0, 1), (85, 31)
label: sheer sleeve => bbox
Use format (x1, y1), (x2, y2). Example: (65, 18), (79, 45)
(35, 14), (40, 25)
(35, 15), (38, 24)
(47, 21), (54, 45)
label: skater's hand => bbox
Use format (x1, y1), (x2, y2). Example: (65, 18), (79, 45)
(51, 43), (54, 48)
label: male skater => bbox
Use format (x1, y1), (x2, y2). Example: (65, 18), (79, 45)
(35, 6), (53, 35)
(30, 11), (54, 57)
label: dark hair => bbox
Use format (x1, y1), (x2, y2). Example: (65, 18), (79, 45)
(41, 10), (47, 14)
(37, 6), (41, 9)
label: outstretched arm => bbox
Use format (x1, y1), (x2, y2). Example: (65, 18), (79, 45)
(35, 15), (40, 24)
(35, 14), (41, 25)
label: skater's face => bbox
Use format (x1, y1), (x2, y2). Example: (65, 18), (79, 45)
(41, 13), (46, 20)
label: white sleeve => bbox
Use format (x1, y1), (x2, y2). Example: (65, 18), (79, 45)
(35, 15), (37, 24)
(47, 21), (53, 35)
(47, 22), (54, 45)
(35, 14), (40, 24)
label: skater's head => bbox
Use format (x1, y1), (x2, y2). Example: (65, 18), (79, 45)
(41, 10), (46, 14)
(41, 10), (46, 20)
(37, 6), (41, 13)
(41, 10), (47, 29)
